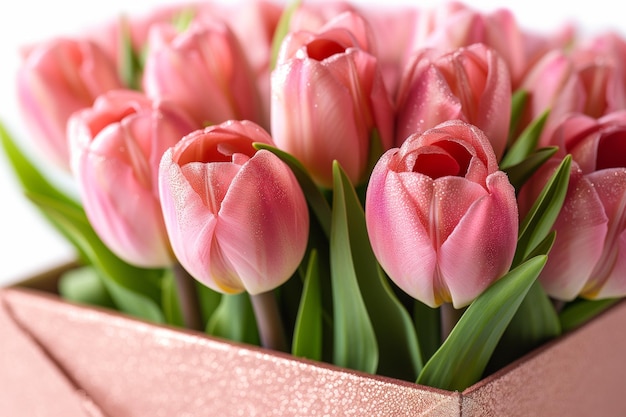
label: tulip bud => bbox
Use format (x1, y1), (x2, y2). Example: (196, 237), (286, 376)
(410, 2), (574, 88)
(521, 43), (626, 146)
(142, 18), (266, 129)
(517, 50), (578, 143)
(577, 34), (626, 110)
(17, 37), (123, 169)
(271, 11), (394, 188)
(211, 0), (283, 115)
(519, 111), (626, 300)
(365, 120), (518, 308)
(395, 43), (511, 159)
(68, 89), (198, 267)
(356, 5), (421, 95)
(158, 120), (309, 295)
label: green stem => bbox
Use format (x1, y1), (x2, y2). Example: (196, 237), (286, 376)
(440, 303), (464, 343)
(249, 290), (288, 352)
(173, 263), (203, 331)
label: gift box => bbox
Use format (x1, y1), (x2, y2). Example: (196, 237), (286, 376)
(2, 262), (626, 417)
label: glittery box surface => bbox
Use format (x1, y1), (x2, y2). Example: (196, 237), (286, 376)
(2, 266), (626, 416)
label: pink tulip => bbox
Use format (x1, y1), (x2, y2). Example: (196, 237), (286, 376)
(16, 37), (123, 168)
(142, 18), (266, 129)
(520, 42), (626, 146)
(356, 5), (421, 95)
(287, 1), (356, 33)
(517, 50), (579, 143)
(365, 120), (518, 308)
(158, 120), (309, 295)
(271, 11), (394, 188)
(210, 0), (283, 115)
(568, 33), (626, 118)
(395, 43), (511, 159)
(519, 111), (626, 300)
(68, 89), (197, 268)
(86, 3), (223, 67)
(410, 2), (574, 88)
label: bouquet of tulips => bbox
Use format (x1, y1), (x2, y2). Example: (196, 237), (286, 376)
(3, 0), (625, 391)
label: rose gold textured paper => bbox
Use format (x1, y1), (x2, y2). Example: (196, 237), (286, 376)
(0, 294), (102, 417)
(4, 284), (626, 417)
(2, 288), (460, 417)
(461, 300), (626, 416)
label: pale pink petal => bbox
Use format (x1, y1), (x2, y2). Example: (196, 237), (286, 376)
(395, 60), (463, 146)
(583, 169), (626, 298)
(271, 58), (363, 187)
(159, 150), (241, 293)
(79, 144), (171, 267)
(539, 174), (608, 300)
(215, 150), (309, 294)
(365, 152), (438, 307)
(592, 229), (626, 298)
(438, 171), (518, 307)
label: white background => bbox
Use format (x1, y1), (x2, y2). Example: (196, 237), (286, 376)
(0, 0), (623, 286)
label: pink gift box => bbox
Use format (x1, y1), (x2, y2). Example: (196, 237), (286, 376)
(2, 263), (626, 416)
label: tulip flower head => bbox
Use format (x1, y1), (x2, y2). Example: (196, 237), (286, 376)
(159, 120), (309, 295)
(143, 18), (266, 129)
(68, 89), (197, 268)
(395, 43), (511, 159)
(16, 38), (123, 168)
(410, 2), (574, 88)
(365, 120), (518, 308)
(520, 111), (626, 300)
(271, 11), (394, 188)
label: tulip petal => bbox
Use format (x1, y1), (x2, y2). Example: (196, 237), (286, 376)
(583, 169), (626, 298)
(79, 149), (171, 267)
(271, 58), (364, 187)
(366, 151), (438, 307)
(159, 151), (242, 293)
(143, 22), (263, 127)
(438, 172), (518, 307)
(215, 150), (309, 294)
(539, 173), (608, 300)
(395, 63), (463, 145)
(590, 229), (626, 299)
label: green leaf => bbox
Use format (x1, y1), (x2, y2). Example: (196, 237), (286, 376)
(36, 193), (165, 322)
(513, 155), (571, 266)
(501, 109), (549, 169)
(254, 142), (331, 237)
(489, 277), (561, 373)
(331, 162), (423, 379)
(269, 0), (301, 70)
(330, 162), (378, 374)
(559, 298), (621, 333)
(28, 192), (163, 301)
(413, 301), (441, 365)
(2, 123), (164, 322)
(58, 266), (115, 309)
(196, 282), (222, 326)
(0, 123), (79, 211)
(417, 255), (547, 391)
(291, 250), (323, 361)
(206, 293), (260, 345)
(99, 275), (164, 323)
(507, 89), (529, 147)
(502, 147), (558, 192)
